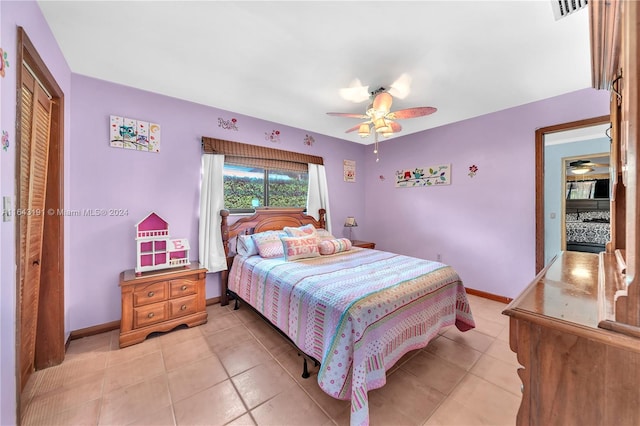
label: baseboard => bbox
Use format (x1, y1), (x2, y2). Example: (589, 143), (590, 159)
(206, 296), (221, 306)
(67, 296), (223, 343)
(68, 320), (120, 341)
(465, 287), (512, 304)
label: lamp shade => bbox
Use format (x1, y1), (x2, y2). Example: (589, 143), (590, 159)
(373, 118), (391, 133)
(344, 216), (357, 227)
(358, 123), (370, 137)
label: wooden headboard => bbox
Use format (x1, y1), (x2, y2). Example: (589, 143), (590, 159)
(219, 208), (326, 305)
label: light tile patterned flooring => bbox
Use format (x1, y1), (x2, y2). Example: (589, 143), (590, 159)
(21, 294), (521, 425)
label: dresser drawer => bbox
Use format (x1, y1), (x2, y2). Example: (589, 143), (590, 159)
(169, 295), (198, 318)
(133, 302), (168, 328)
(169, 279), (196, 298)
(133, 281), (167, 306)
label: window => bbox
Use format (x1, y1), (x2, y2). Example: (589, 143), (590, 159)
(201, 137), (323, 214)
(223, 163), (309, 212)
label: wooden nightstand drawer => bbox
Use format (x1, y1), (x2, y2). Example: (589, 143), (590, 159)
(169, 279), (196, 298)
(134, 302), (168, 328)
(133, 281), (167, 306)
(169, 295), (198, 318)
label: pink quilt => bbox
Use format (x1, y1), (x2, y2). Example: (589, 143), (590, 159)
(228, 247), (475, 425)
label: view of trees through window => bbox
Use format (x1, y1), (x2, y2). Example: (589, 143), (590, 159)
(223, 164), (308, 211)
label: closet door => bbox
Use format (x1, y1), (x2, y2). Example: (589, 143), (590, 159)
(18, 64), (52, 389)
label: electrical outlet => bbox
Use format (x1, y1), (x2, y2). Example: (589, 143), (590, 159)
(436, 253), (442, 262)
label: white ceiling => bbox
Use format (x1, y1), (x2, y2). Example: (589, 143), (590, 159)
(37, 0), (593, 144)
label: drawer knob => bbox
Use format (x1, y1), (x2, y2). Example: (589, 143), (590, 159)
(180, 304), (187, 311)
(148, 312), (155, 319)
(181, 285), (187, 291)
(148, 291), (154, 297)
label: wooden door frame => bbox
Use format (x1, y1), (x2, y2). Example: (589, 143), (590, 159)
(15, 26), (65, 398)
(535, 115), (610, 273)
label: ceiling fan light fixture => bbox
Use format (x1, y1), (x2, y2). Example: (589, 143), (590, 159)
(358, 123), (370, 137)
(373, 117), (391, 133)
(571, 166), (593, 175)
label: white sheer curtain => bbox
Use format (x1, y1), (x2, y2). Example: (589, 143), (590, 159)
(307, 163), (332, 233)
(199, 154), (227, 272)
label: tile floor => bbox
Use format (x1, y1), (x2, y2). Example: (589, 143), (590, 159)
(20, 294), (521, 425)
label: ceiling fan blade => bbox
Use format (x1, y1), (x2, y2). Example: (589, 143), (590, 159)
(387, 107), (437, 120)
(570, 160), (610, 167)
(339, 78), (370, 103)
(326, 112), (369, 119)
(387, 73), (412, 99)
(345, 124), (365, 133)
(387, 121), (402, 132)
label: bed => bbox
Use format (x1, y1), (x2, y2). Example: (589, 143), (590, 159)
(219, 208), (475, 426)
(565, 199), (610, 253)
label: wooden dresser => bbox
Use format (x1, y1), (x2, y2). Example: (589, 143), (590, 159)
(503, 251), (640, 425)
(505, 2), (640, 425)
(119, 263), (208, 348)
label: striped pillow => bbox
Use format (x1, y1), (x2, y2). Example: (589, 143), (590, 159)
(318, 238), (352, 255)
(281, 236), (321, 261)
(251, 230), (287, 258)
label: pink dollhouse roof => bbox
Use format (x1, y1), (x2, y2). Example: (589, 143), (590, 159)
(136, 212), (169, 231)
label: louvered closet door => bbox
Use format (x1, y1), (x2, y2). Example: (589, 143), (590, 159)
(19, 64), (52, 390)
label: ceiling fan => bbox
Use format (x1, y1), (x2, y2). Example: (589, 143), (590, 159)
(568, 159), (610, 175)
(327, 73), (437, 140)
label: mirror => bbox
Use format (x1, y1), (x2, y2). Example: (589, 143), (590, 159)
(563, 153), (610, 254)
(535, 115), (610, 272)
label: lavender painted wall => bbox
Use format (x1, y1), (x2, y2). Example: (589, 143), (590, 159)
(69, 74), (367, 330)
(1, 2), (72, 424)
(362, 88), (610, 299)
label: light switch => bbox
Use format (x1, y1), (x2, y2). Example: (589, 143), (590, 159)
(3, 196), (11, 222)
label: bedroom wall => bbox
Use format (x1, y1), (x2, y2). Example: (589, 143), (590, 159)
(362, 88), (610, 299)
(69, 74), (367, 331)
(544, 137), (610, 265)
(1, 1), (73, 424)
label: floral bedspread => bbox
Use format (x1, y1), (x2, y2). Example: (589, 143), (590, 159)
(228, 248), (475, 425)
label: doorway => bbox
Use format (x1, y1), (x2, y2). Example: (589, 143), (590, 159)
(535, 115), (610, 272)
(15, 27), (65, 397)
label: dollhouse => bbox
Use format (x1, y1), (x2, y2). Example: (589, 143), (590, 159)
(135, 212), (190, 275)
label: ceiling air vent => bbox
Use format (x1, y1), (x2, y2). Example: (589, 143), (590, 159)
(551, 0), (588, 20)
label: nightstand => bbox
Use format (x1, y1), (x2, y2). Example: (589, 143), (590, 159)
(119, 262), (208, 348)
(351, 240), (375, 249)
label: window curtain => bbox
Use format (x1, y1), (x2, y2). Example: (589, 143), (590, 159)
(307, 163), (332, 234)
(199, 154), (227, 273)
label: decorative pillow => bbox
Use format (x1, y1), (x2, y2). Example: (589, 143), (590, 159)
(318, 238), (352, 255)
(237, 234), (258, 257)
(251, 230), (287, 258)
(284, 224), (317, 238)
(316, 228), (336, 241)
(281, 236), (321, 261)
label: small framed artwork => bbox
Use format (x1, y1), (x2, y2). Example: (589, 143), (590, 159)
(396, 164), (451, 187)
(110, 115), (161, 153)
(344, 159), (356, 182)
